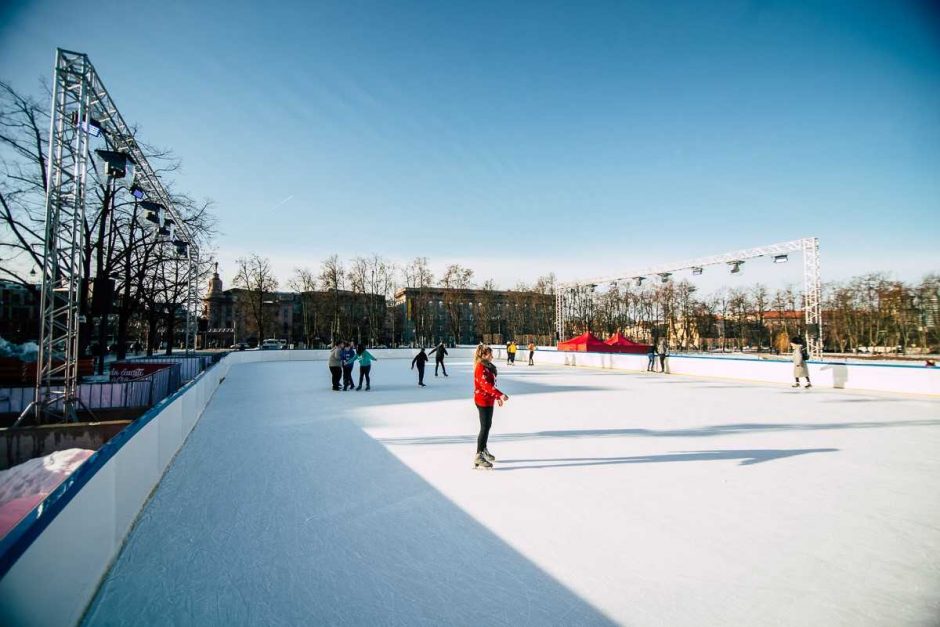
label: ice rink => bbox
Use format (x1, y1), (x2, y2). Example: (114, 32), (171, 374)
(84, 357), (940, 625)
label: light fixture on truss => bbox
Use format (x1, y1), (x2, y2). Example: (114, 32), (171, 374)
(773, 254), (788, 264)
(94, 149), (134, 179)
(129, 181), (145, 199)
(141, 201), (163, 224)
(634, 277), (645, 287)
(691, 266), (703, 276)
(659, 273), (672, 283)
(729, 260), (744, 274)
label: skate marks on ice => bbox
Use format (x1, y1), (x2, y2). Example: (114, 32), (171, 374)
(492, 448), (839, 471)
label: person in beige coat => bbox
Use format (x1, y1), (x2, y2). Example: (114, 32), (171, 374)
(791, 337), (812, 388)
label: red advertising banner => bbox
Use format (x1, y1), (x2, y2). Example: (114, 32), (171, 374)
(109, 362), (171, 382)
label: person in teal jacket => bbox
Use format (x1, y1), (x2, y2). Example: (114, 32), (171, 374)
(356, 345), (378, 390)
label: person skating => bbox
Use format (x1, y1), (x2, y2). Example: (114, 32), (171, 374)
(647, 342), (657, 372)
(328, 341), (343, 391)
(508, 340), (517, 365)
(473, 344), (508, 469)
(431, 342), (449, 377)
(657, 337), (668, 374)
(527, 341), (536, 365)
(411, 348), (429, 386)
(791, 337), (812, 388)
(505, 341), (512, 365)
(341, 341), (356, 390)
(356, 345), (377, 390)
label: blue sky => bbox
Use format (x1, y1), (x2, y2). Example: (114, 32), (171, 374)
(1, 0), (937, 290)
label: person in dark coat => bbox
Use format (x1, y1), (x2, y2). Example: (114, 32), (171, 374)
(411, 348), (429, 386)
(431, 342), (449, 377)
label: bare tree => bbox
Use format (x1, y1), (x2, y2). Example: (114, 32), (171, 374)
(233, 254), (278, 343)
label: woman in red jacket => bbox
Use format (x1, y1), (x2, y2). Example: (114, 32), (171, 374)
(473, 344), (508, 469)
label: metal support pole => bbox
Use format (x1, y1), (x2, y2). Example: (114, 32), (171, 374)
(802, 237), (822, 359)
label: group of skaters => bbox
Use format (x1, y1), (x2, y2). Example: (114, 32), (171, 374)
(646, 338), (669, 373)
(410, 343), (449, 386)
(504, 340), (537, 366)
(328, 341), (377, 391)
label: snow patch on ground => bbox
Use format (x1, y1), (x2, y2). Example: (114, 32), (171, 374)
(0, 448), (94, 538)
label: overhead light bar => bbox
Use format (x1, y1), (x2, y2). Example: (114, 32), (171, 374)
(691, 266), (703, 276)
(773, 254), (788, 264)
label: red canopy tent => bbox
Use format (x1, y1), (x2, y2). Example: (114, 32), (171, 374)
(604, 332), (651, 354)
(557, 332), (612, 352)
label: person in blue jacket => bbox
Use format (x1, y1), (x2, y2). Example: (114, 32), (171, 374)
(356, 345), (377, 390)
(341, 341), (357, 391)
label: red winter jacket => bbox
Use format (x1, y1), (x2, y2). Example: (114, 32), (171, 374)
(474, 361), (504, 407)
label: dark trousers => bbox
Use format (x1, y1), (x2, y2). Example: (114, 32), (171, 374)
(509, 352), (515, 363)
(659, 354), (667, 373)
(476, 404), (494, 453)
(358, 365), (371, 388)
(647, 355), (656, 371)
(417, 364), (425, 384)
(342, 365), (354, 389)
(329, 366), (341, 390)
(528, 351), (534, 365)
(435, 359), (446, 376)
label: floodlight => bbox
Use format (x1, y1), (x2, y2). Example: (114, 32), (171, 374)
(588, 284), (597, 292)
(71, 112), (103, 136)
(158, 223), (172, 237)
(659, 273), (672, 283)
(634, 277), (645, 287)
(773, 254), (788, 264)
(94, 149), (135, 179)
(691, 266), (703, 276)
(729, 260), (744, 274)
(130, 183), (145, 199)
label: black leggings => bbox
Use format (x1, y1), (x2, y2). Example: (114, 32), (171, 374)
(476, 404), (494, 453)
(329, 366), (341, 390)
(358, 365), (371, 387)
(435, 359), (446, 376)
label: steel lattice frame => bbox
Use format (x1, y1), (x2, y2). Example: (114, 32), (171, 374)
(26, 49), (200, 422)
(555, 237), (823, 358)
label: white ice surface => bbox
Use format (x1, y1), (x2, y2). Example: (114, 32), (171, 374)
(83, 360), (940, 626)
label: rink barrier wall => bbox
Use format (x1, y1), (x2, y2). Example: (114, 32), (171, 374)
(487, 346), (940, 396)
(2, 347), (936, 625)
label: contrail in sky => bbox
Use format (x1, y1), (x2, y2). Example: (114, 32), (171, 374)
(269, 195), (294, 212)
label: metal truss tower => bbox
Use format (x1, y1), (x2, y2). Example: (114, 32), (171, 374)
(555, 237), (823, 358)
(24, 49), (200, 423)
